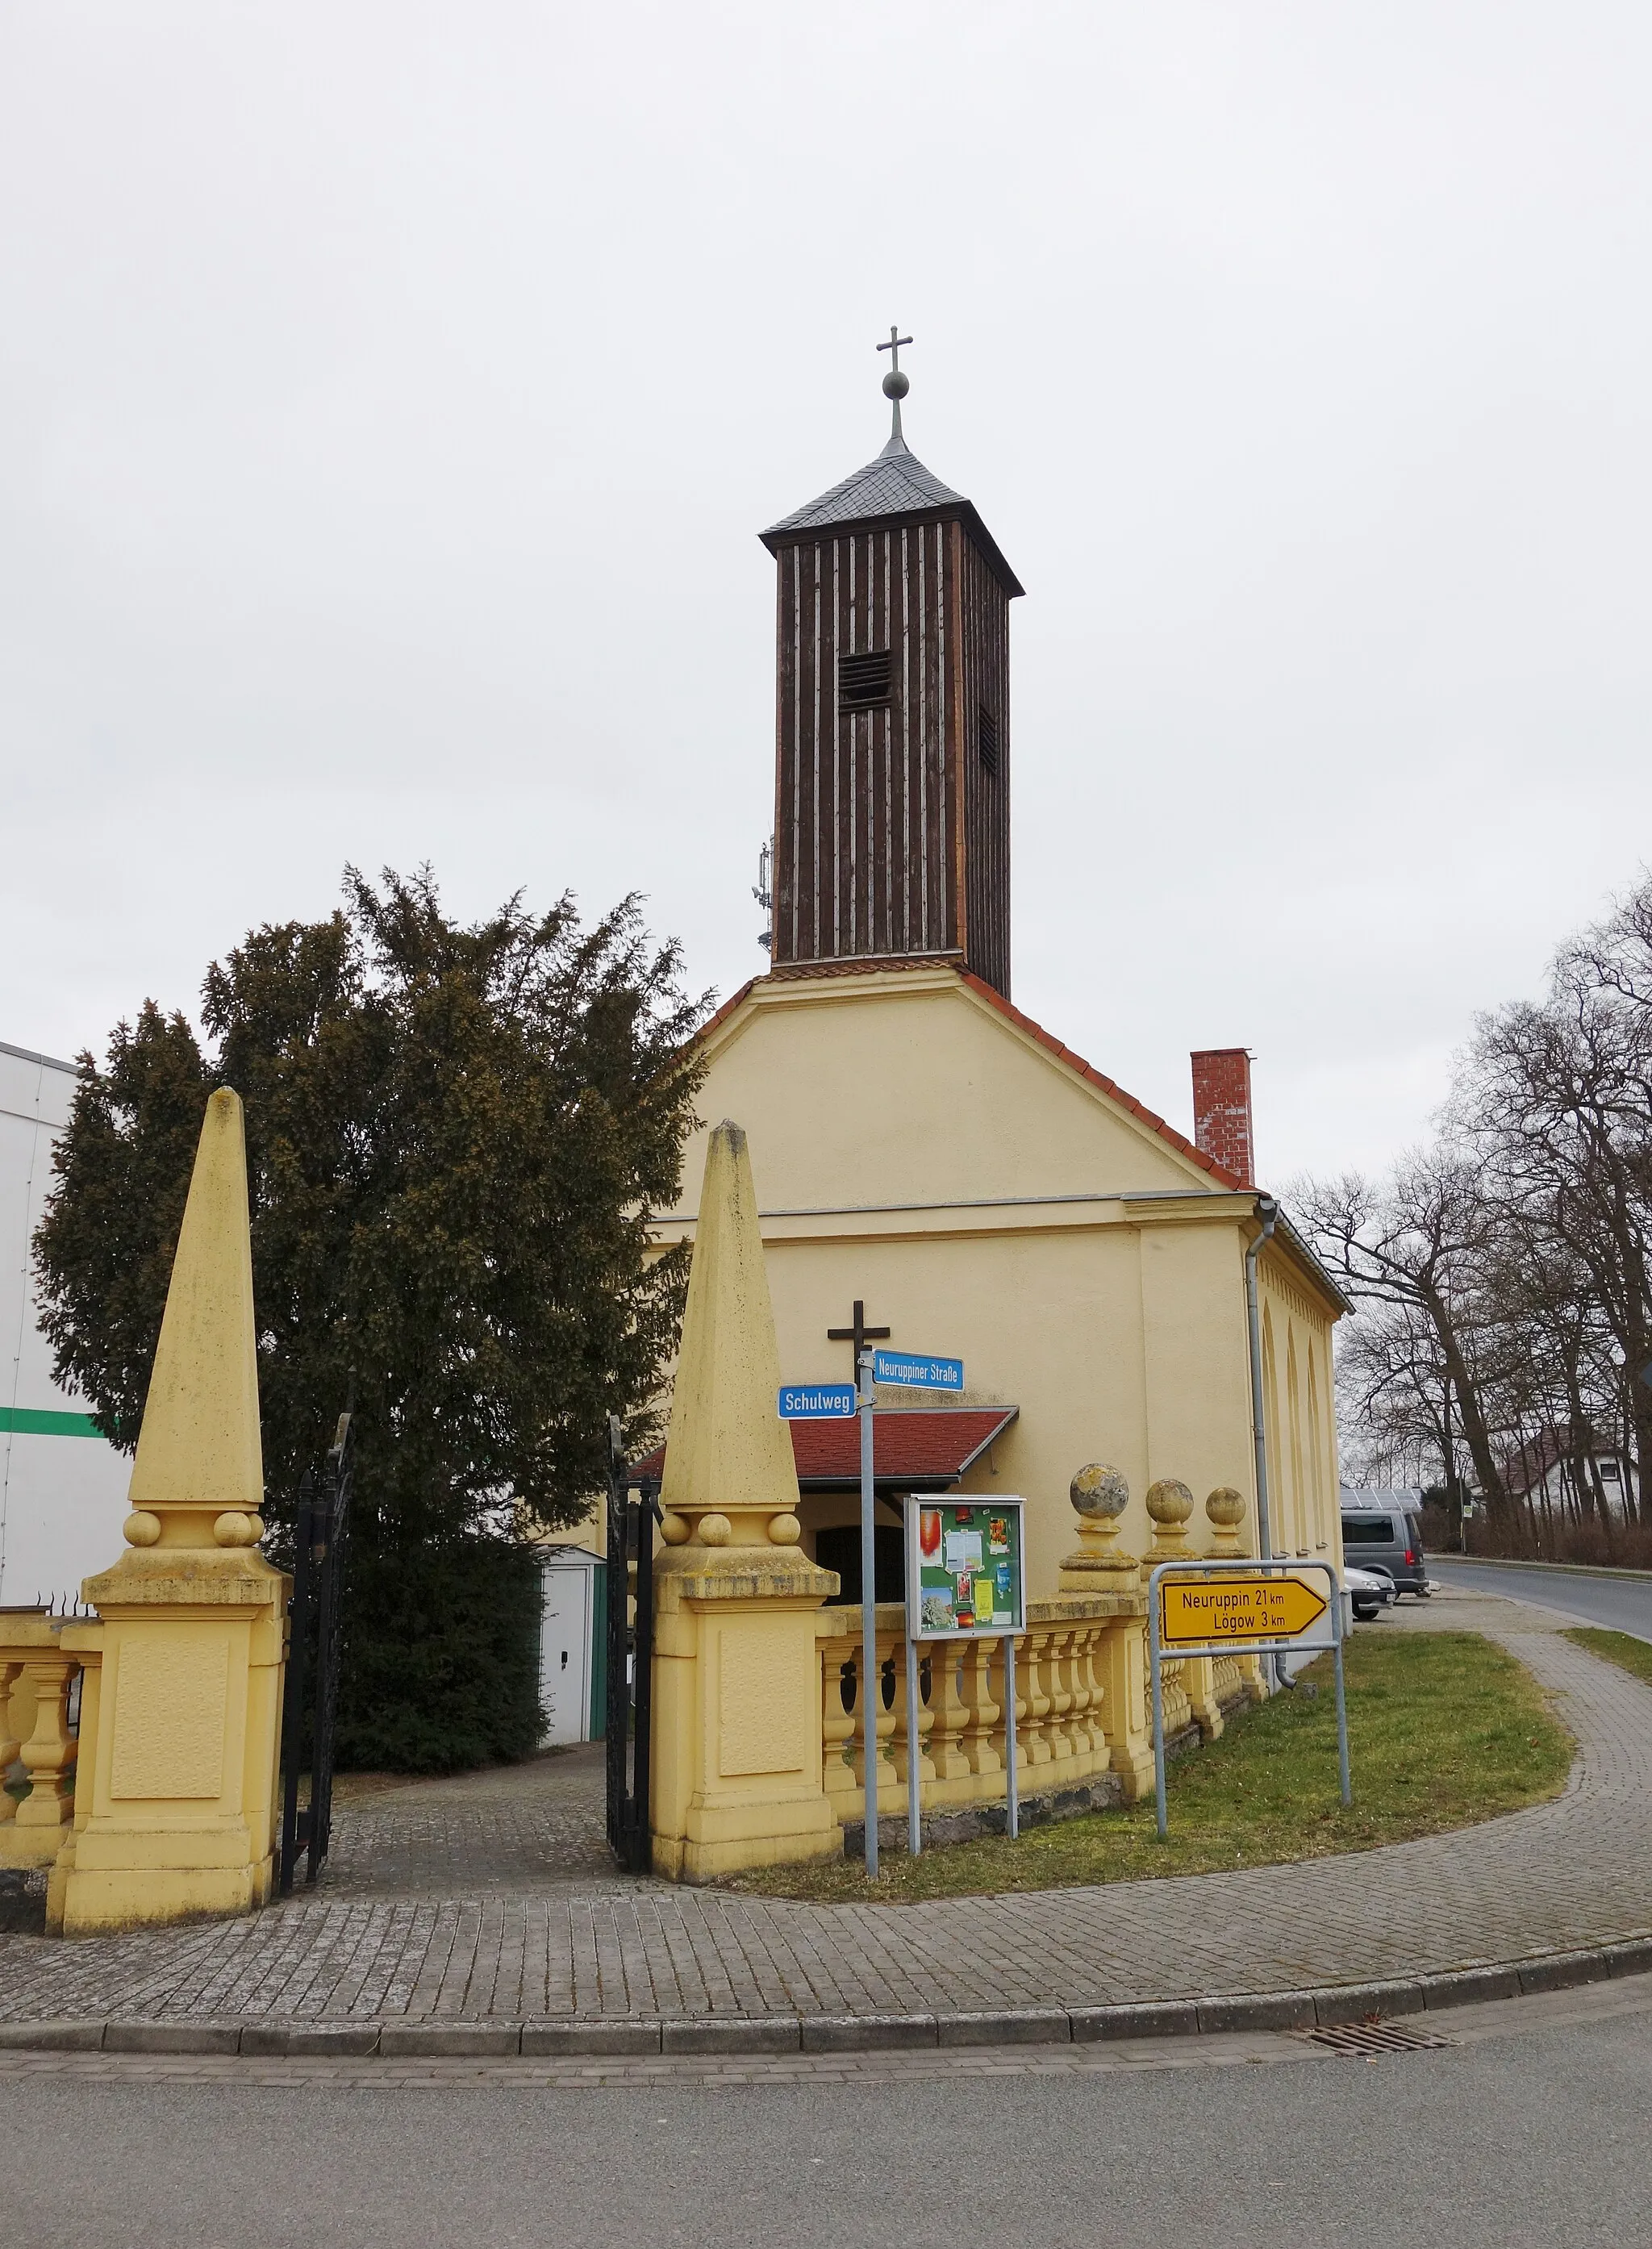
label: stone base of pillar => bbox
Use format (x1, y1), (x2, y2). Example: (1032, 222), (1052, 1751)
(651, 1546), (844, 1883)
(49, 1548), (288, 1937)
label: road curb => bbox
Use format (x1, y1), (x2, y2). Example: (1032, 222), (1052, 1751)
(3, 1934), (1650, 2059)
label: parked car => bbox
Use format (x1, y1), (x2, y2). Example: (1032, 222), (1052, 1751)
(1340, 1500), (1430, 1596)
(1345, 1562), (1396, 1622)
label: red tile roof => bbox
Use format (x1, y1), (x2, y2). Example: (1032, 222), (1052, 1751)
(633, 1406), (1017, 1493)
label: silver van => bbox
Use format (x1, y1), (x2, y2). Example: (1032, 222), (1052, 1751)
(1339, 1496), (1429, 1597)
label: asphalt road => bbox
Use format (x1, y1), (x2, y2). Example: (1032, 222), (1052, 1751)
(10, 1986), (1652, 2248)
(1428, 1554), (1652, 1639)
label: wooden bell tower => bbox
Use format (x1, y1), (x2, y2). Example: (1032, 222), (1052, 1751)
(759, 333), (1023, 999)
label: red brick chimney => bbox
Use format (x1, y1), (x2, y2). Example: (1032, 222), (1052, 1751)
(1191, 1049), (1255, 1187)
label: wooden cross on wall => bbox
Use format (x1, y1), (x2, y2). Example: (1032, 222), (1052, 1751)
(827, 1300), (890, 1379)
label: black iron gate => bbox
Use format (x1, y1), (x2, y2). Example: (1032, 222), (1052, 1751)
(278, 1408), (353, 1894)
(604, 1414), (660, 1871)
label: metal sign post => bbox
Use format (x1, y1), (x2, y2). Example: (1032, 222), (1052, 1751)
(904, 1621), (923, 1856)
(1003, 1634), (1019, 1840)
(904, 1494), (1026, 1855)
(858, 1343), (880, 1878)
(1147, 1557), (1351, 1841)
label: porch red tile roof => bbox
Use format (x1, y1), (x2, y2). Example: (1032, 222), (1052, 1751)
(632, 1405), (1017, 1493)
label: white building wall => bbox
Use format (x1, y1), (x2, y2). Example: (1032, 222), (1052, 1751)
(0, 1041), (130, 1605)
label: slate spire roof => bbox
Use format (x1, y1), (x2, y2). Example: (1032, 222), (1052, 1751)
(759, 425), (1024, 597)
(761, 429), (965, 537)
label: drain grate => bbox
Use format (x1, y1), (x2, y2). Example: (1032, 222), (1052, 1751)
(1303, 2017), (1454, 2057)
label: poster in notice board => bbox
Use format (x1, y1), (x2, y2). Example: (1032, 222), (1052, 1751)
(903, 1496), (1026, 1640)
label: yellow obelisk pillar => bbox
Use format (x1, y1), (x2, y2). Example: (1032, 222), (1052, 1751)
(649, 1120), (841, 1880)
(51, 1088), (290, 1935)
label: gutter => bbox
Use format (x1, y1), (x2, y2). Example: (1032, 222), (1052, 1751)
(1244, 1193), (1282, 1688)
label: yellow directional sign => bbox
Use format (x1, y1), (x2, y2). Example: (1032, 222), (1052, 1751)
(1159, 1571), (1329, 1648)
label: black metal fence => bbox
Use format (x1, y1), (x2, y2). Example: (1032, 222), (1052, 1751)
(603, 1413), (660, 1872)
(278, 1409), (353, 1894)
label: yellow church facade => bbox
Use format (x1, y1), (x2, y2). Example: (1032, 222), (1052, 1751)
(630, 348), (1348, 1874)
(653, 962), (1345, 1604)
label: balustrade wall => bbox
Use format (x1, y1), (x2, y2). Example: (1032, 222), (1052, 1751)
(812, 1593), (1249, 1830)
(0, 1612), (85, 1871)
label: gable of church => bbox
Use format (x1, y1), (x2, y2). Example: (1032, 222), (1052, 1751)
(669, 966), (1237, 1220)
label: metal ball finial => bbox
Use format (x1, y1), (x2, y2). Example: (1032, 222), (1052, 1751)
(877, 325), (913, 442)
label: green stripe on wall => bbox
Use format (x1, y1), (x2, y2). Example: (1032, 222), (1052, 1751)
(0, 1407), (107, 1439)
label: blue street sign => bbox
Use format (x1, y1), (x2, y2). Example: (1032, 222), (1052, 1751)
(873, 1350), (965, 1392)
(778, 1383), (857, 1420)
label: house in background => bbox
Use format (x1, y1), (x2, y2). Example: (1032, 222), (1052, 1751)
(1503, 1425), (1635, 1521)
(0, 1040), (129, 1605)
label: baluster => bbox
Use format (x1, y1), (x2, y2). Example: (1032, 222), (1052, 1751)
(926, 1646), (973, 1788)
(1043, 1625), (1076, 1776)
(891, 1633), (935, 1795)
(819, 1626), (860, 1824)
(0, 1658), (23, 1827)
(858, 1614), (899, 1807)
(14, 1652), (77, 1851)
(959, 1637), (1002, 1777)
(1159, 1656), (1192, 1738)
(1020, 1626), (1052, 1769)
(1056, 1624), (1092, 1778)
(1078, 1623), (1109, 1766)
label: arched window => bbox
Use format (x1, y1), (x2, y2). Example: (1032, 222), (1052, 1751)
(1287, 1329), (1304, 1554)
(1307, 1338), (1326, 1546)
(1262, 1302), (1284, 1554)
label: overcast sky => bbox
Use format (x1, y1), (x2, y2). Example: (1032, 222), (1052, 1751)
(4, 4), (1649, 1183)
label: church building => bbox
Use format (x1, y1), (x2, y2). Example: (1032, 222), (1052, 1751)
(651, 341), (1346, 1604)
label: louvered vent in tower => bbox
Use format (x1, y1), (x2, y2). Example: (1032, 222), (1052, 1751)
(978, 705), (999, 775)
(838, 649), (891, 710)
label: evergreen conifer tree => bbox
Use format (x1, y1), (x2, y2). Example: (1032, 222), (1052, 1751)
(33, 869), (708, 1770)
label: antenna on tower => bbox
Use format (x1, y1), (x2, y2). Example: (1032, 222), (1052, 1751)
(753, 838), (773, 953)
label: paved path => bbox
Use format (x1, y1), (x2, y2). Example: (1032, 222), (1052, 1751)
(2, 1587), (1650, 2030)
(317, 1745), (656, 1899)
(1429, 1554), (1652, 1639)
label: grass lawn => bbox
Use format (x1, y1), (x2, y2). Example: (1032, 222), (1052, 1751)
(722, 1629), (1573, 1904)
(1562, 1628), (1652, 1690)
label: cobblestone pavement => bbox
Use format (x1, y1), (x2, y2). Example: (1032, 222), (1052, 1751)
(3, 1588), (1648, 2028)
(318, 1744), (656, 1899)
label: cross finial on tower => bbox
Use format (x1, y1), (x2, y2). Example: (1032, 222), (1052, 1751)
(878, 325), (912, 444)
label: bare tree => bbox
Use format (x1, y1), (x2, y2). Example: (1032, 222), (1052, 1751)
(1301, 874), (1652, 1556)
(1291, 1150), (1514, 1529)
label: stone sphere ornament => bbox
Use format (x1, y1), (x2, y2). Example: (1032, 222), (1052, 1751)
(213, 1511), (261, 1548)
(1145, 1478), (1194, 1528)
(695, 1513), (732, 1546)
(766, 1513), (802, 1547)
(660, 1511), (692, 1546)
(1070, 1462), (1130, 1521)
(123, 1510), (161, 1548)
(1205, 1487), (1246, 1531)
